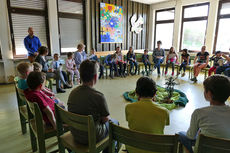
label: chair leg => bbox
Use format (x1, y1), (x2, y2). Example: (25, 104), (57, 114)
(37, 135), (46, 153)
(29, 126), (37, 152)
(19, 114), (27, 134)
(105, 67), (108, 79)
(138, 65), (140, 75)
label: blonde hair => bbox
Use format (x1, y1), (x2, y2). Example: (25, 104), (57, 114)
(77, 43), (84, 50)
(16, 62), (33, 77)
(33, 62), (42, 72)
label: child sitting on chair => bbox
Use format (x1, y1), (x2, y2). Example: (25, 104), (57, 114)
(66, 52), (80, 86)
(165, 47), (178, 76)
(178, 49), (190, 77)
(115, 46), (126, 77)
(105, 54), (117, 79)
(142, 49), (151, 76)
(208, 51), (223, 76)
(127, 46), (138, 75)
(24, 72), (65, 129)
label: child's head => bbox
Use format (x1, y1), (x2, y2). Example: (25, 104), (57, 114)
(169, 47), (175, 54)
(91, 48), (96, 55)
(38, 46), (49, 56)
(53, 53), (59, 61)
(144, 49), (148, 55)
(157, 40), (162, 48)
(115, 46), (121, 53)
(203, 75), (230, 104)
(27, 72), (46, 90)
(33, 62), (42, 72)
(135, 77), (157, 98)
(67, 52), (73, 59)
(129, 46), (133, 52)
(215, 51), (221, 57)
(17, 62), (33, 78)
(182, 49), (188, 55)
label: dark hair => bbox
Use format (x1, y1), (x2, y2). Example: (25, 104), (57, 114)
(203, 75), (230, 103)
(183, 49), (188, 54)
(80, 60), (98, 83)
(54, 53), (58, 57)
(144, 49), (148, 52)
(215, 51), (221, 55)
(27, 72), (46, 90)
(67, 52), (73, 58)
(169, 47), (175, 54)
(157, 40), (162, 45)
(135, 77), (157, 98)
(38, 46), (48, 55)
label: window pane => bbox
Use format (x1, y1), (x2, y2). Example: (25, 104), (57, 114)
(155, 23), (174, 49)
(58, 0), (83, 14)
(156, 10), (174, 21)
(184, 5), (209, 18)
(216, 19), (230, 52)
(59, 18), (84, 53)
(220, 2), (230, 15)
(11, 13), (47, 56)
(182, 20), (207, 51)
(10, 0), (46, 10)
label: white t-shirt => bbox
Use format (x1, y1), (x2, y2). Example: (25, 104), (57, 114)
(187, 105), (230, 140)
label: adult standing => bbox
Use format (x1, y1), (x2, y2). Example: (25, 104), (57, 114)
(152, 40), (165, 77)
(68, 60), (118, 153)
(24, 27), (41, 62)
(74, 43), (86, 69)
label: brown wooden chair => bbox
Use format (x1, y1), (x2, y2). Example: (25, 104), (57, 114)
(26, 99), (57, 153)
(55, 104), (109, 153)
(109, 122), (179, 153)
(194, 134), (230, 153)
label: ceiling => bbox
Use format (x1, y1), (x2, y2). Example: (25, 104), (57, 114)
(131, 0), (171, 4)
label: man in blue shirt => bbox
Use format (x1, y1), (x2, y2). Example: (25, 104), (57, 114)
(24, 27), (41, 62)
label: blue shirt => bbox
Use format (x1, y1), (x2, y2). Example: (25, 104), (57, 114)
(17, 78), (29, 90)
(52, 60), (62, 70)
(142, 54), (149, 63)
(105, 55), (114, 65)
(89, 54), (99, 62)
(74, 51), (83, 68)
(24, 35), (41, 56)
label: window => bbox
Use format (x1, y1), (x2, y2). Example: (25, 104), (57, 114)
(7, 0), (49, 58)
(214, 1), (230, 53)
(180, 3), (209, 51)
(57, 0), (85, 53)
(154, 8), (175, 50)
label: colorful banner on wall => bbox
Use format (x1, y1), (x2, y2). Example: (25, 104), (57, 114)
(100, 2), (123, 43)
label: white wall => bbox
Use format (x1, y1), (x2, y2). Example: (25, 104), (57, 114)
(149, 0), (220, 53)
(0, 0), (90, 83)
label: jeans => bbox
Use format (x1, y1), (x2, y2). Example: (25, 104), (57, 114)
(99, 64), (104, 78)
(54, 70), (67, 88)
(108, 62), (118, 76)
(224, 67), (230, 77)
(179, 62), (188, 72)
(165, 61), (175, 73)
(144, 61), (151, 72)
(178, 131), (197, 153)
(216, 65), (230, 77)
(153, 58), (164, 74)
(117, 61), (126, 75)
(102, 119), (119, 153)
(129, 61), (138, 74)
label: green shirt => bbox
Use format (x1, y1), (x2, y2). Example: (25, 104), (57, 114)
(125, 98), (170, 153)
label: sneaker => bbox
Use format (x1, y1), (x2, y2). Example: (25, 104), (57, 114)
(146, 71), (149, 76)
(141, 71), (145, 76)
(64, 84), (72, 89)
(182, 73), (185, 77)
(57, 88), (66, 93)
(194, 78), (198, 83)
(177, 72), (180, 76)
(109, 75), (114, 79)
(190, 77), (195, 81)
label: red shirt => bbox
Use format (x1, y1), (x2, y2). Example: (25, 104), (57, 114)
(24, 89), (55, 125)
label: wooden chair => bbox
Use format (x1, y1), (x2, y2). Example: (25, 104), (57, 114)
(135, 53), (144, 75)
(186, 55), (196, 79)
(55, 104), (109, 153)
(14, 79), (28, 135)
(195, 134), (230, 153)
(109, 122), (179, 153)
(26, 99), (57, 153)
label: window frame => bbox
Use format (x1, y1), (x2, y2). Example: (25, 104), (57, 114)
(154, 8), (175, 51)
(7, 0), (50, 58)
(57, 0), (86, 55)
(179, 2), (210, 52)
(213, 0), (230, 54)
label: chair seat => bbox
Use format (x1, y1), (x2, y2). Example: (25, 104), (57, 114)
(19, 105), (28, 119)
(60, 131), (109, 153)
(30, 119), (56, 138)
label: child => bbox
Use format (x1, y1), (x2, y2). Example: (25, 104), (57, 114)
(115, 46), (126, 77)
(24, 72), (65, 129)
(165, 47), (178, 76)
(88, 48), (104, 79)
(178, 49), (190, 77)
(66, 52), (80, 86)
(33, 62), (42, 72)
(127, 47), (138, 75)
(105, 54), (117, 79)
(16, 62), (34, 90)
(142, 49), (151, 76)
(208, 51), (223, 76)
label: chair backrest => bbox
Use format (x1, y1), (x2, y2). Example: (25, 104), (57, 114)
(14, 77), (27, 107)
(55, 104), (97, 151)
(109, 122), (179, 153)
(195, 134), (230, 153)
(135, 53), (143, 62)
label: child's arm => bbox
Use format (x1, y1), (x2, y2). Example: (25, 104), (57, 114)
(43, 106), (56, 129)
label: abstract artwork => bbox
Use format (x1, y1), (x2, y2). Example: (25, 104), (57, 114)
(100, 3), (123, 43)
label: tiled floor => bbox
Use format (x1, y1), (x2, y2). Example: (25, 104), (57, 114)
(0, 71), (228, 153)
